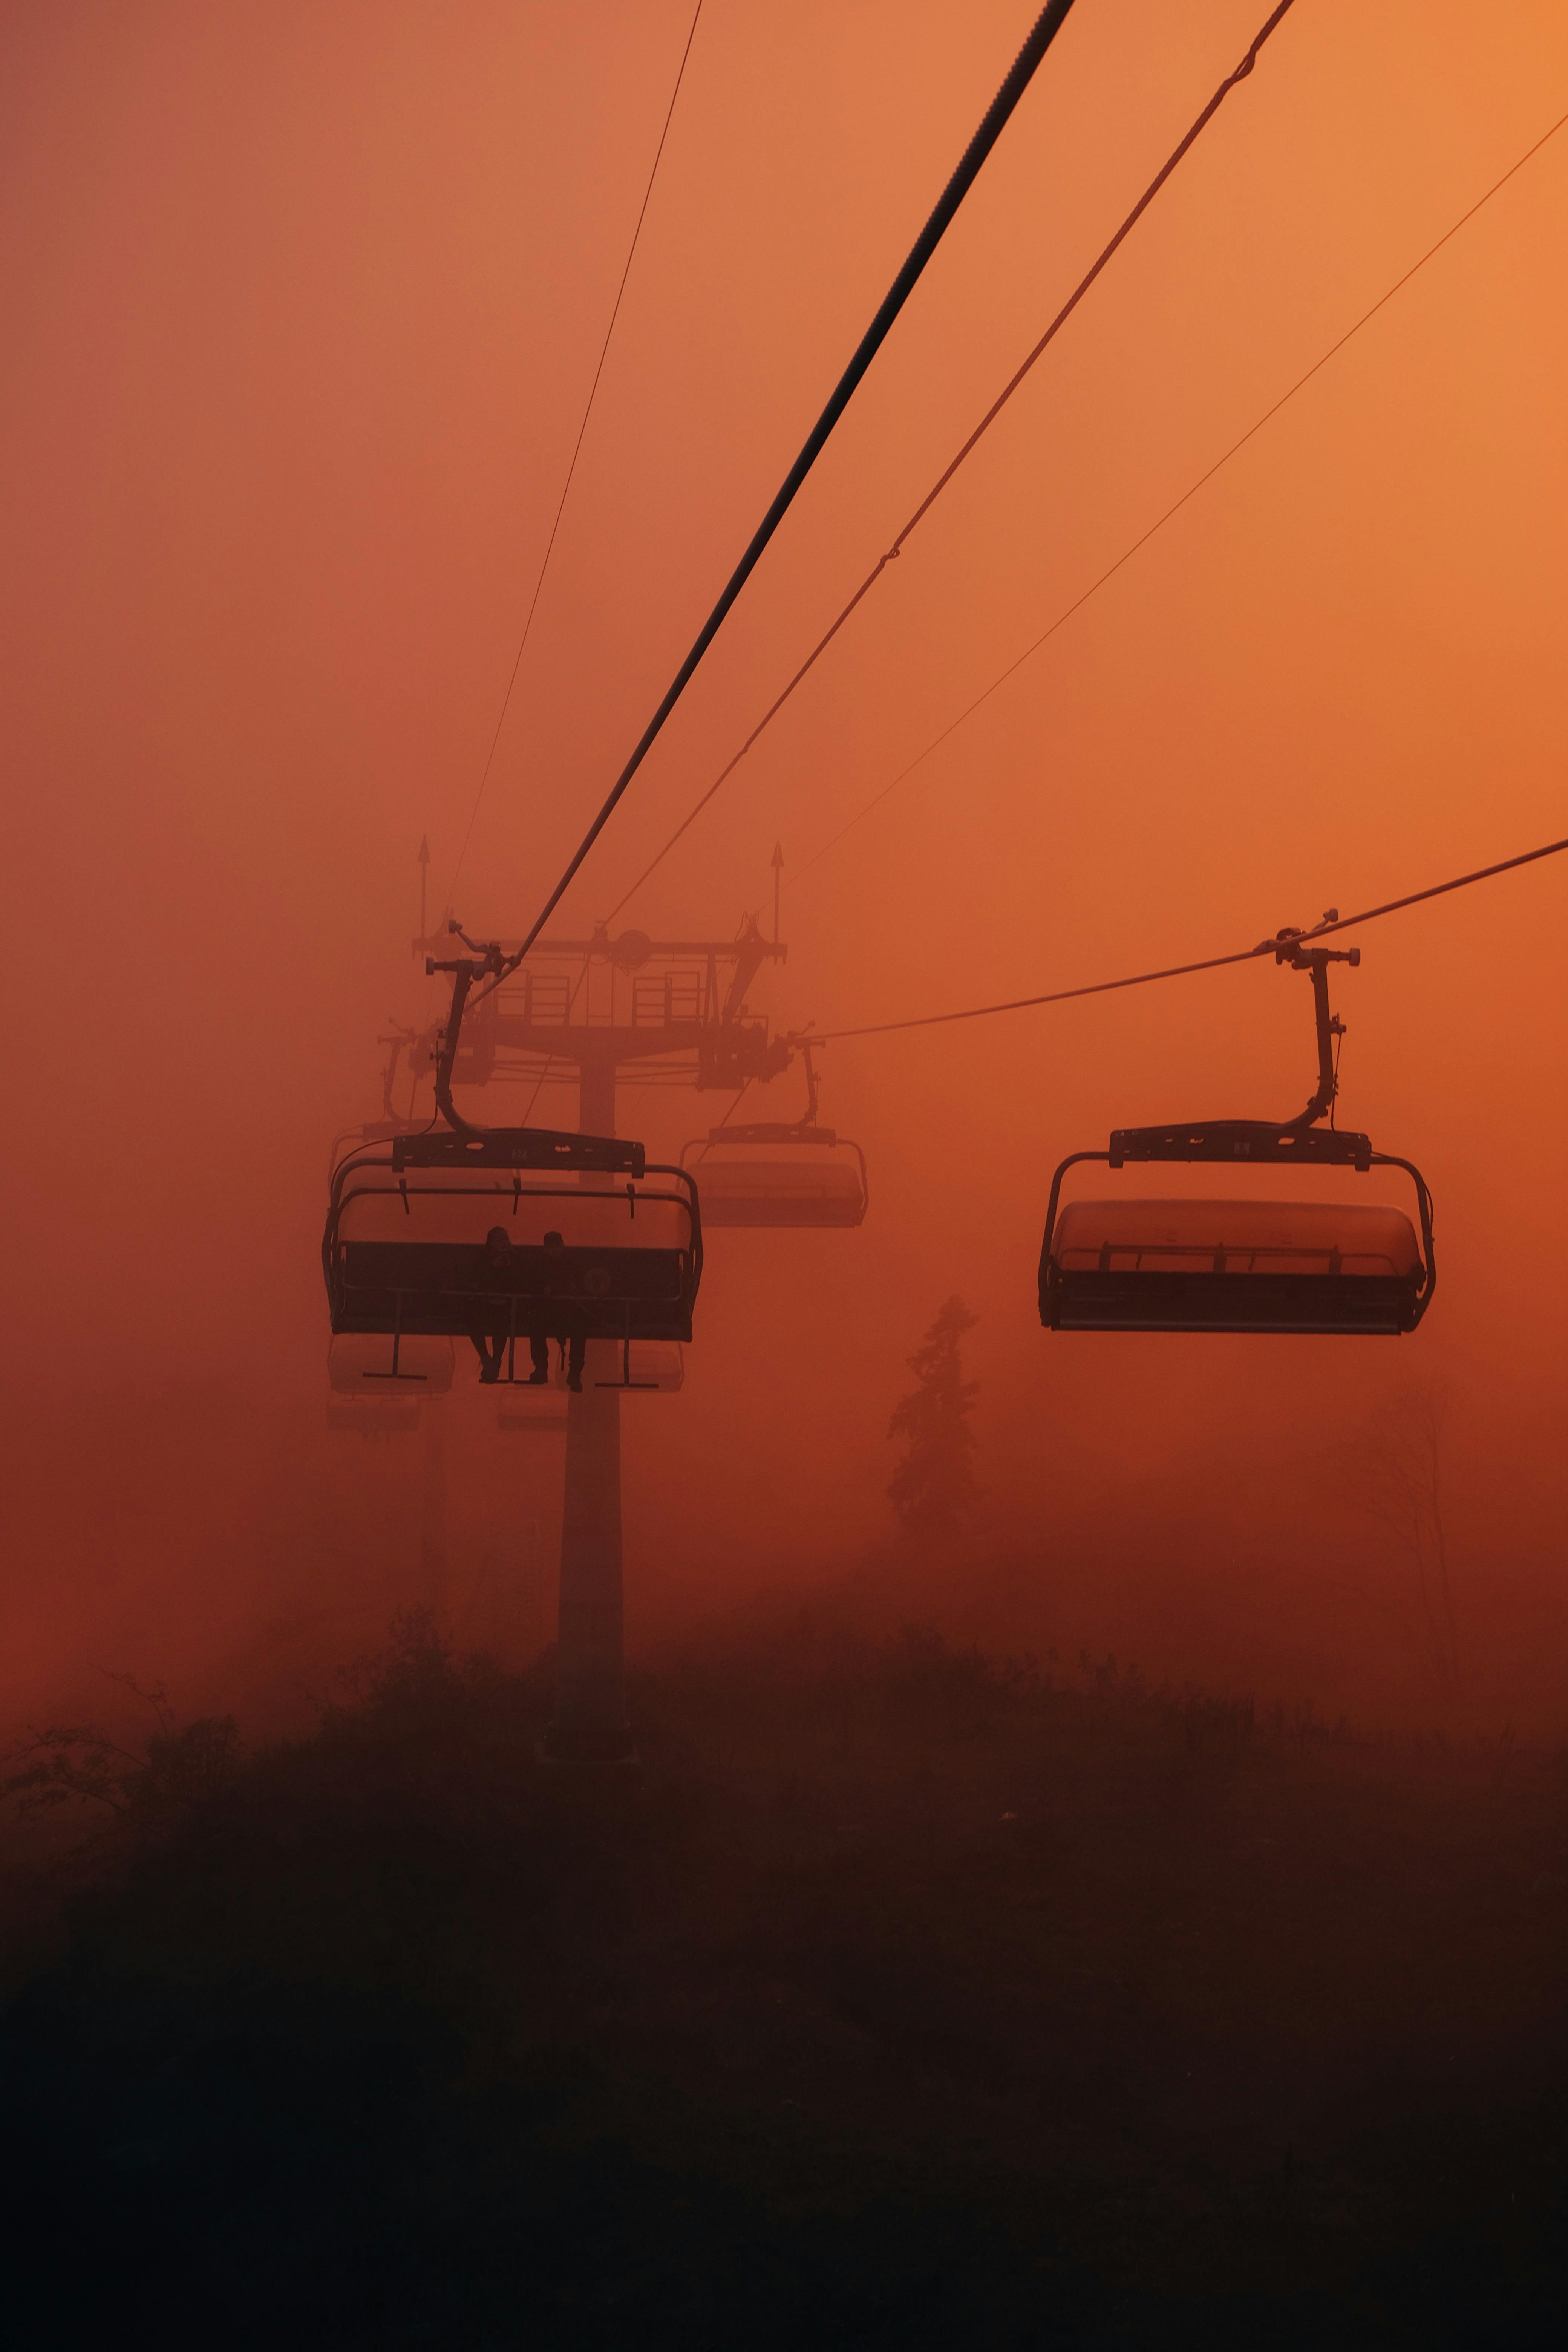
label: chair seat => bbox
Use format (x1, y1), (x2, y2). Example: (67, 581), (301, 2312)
(1047, 1267), (1419, 1334)
(335, 1240), (694, 1343)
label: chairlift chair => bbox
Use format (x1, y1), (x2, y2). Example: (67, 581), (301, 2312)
(324, 947), (702, 1388)
(1038, 931), (1435, 1337)
(680, 1040), (867, 1228)
(496, 1386), (569, 1433)
(324, 1129), (701, 1368)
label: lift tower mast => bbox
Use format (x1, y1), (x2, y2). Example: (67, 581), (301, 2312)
(419, 914), (790, 1759)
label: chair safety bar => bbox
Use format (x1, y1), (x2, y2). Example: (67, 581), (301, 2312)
(325, 1159), (703, 1308)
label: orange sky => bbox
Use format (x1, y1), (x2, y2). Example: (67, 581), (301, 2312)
(4, 1), (1566, 1731)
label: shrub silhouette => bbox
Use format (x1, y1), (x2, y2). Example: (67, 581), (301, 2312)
(2, 1671), (239, 1830)
(3, 1620), (1566, 2346)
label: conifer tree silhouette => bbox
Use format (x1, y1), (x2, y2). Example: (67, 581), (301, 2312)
(887, 1296), (980, 1535)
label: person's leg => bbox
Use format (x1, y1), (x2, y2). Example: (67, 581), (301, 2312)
(567, 1333), (586, 1392)
(528, 1335), (550, 1384)
(475, 1334), (504, 1384)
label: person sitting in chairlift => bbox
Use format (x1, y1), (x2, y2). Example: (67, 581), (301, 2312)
(470, 1225), (585, 1393)
(471, 1224), (516, 1385)
(537, 1229), (586, 1394)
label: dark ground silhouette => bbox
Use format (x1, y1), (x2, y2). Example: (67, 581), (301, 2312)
(3, 1616), (1566, 2349)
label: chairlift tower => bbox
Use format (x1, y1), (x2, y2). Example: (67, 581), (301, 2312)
(412, 913), (791, 1760)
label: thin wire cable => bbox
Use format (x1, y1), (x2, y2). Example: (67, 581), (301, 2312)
(444, 0), (704, 909)
(484, 0), (1081, 994)
(793, 104), (1568, 887)
(607, 0), (1298, 919)
(812, 833), (1568, 1043)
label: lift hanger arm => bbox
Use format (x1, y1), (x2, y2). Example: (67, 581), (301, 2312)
(1271, 926), (1359, 1129)
(426, 944), (503, 1139)
(793, 1036), (821, 1130)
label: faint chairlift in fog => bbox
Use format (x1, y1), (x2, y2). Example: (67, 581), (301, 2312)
(681, 1040), (867, 1230)
(325, 1331), (454, 1440)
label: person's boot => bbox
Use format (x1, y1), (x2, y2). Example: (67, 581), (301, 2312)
(527, 1366), (549, 1386)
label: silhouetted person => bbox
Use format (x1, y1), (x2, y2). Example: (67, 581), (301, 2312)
(472, 1224), (516, 1384)
(540, 1228), (586, 1393)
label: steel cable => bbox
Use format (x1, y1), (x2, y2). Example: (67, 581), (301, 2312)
(483, 0), (1081, 994)
(606, 0), (1300, 919)
(811, 835), (1568, 1044)
(445, 0), (705, 910)
(789, 103), (1568, 890)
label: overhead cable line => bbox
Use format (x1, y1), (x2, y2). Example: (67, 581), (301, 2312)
(444, 0), (705, 909)
(607, 0), (1299, 919)
(810, 834), (1568, 1044)
(793, 101), (1568, 888)
(481, 0), (1081, 996)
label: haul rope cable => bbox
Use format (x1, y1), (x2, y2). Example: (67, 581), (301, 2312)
(472, 0), (1081, 1003)
(807, 835), (1568, 1044)
(445, 0), (705, 909)
(606, 0), (1300, 919)
(425, 835), (1568, 1110)
(789, 101), (1568, 890)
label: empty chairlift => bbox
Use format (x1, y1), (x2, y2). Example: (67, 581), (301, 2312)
(681, 1041), (867, 1228)
(326, 1026), (430, 1178)
(1043, 1179), (1430, 1334)
(1038, 934), (1435, 1337)
(496, 1382), (568, 1433)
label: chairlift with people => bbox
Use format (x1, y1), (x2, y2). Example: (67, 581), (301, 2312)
(323, 942), (703, 1390)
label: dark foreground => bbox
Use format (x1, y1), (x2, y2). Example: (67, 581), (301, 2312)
(3, 1620), (1566, 2349)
